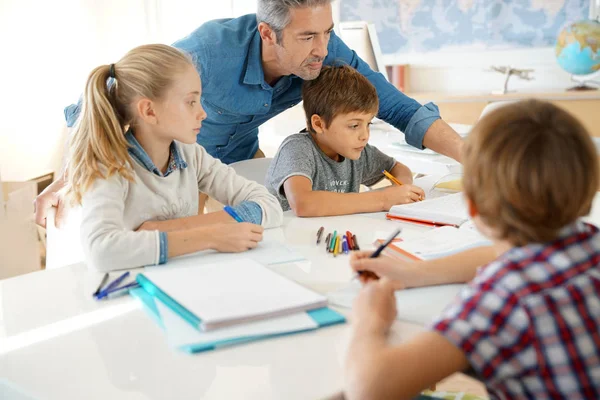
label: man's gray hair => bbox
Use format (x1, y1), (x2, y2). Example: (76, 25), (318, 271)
(257, 0), (333, 42)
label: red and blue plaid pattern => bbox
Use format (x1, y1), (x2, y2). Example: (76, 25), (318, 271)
(431, 221), (600, 399)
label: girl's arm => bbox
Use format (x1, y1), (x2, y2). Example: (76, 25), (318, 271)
(389, 161), (413, 185)
(80, 175), (161, 272)
(195, 146), (283, 228)
(80, 175), (263, 272)
(138, 145), (283, 232)
(138, 210), (235, 232)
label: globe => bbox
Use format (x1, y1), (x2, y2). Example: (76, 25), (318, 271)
(555, 19), (600, 77)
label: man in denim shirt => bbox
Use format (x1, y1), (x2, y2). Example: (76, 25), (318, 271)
(35, 0), (464, 227)
(170, 0), (462, 164)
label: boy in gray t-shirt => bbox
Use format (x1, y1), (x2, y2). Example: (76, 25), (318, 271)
(266, 65), (424, 216)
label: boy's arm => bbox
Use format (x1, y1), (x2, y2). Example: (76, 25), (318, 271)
(389, 161), (413, 185)
(345, 279), (470, 400)
(350, 245), (497, 288)
(284, 176), (425, 217)
(283, 176), (387, 217)
(345, 331), (469, 400)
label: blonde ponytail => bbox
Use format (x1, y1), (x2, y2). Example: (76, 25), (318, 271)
(65, 44), (193, 204)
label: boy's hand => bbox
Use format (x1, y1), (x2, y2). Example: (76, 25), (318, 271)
(380, 184), (425, 209)
(352, 278), (397, 335)
(206, 223), (264, 252)
(350, 251), (420, 289)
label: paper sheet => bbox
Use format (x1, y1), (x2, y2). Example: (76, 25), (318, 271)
(156, 301), (318, 349)
(328, 281), (465, 326)
(143, 258), (327, 330)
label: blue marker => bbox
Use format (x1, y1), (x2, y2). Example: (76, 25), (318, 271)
(96, 282), (140, 300)
(223, 205), (243, 223)
(95, 271), (130, 299)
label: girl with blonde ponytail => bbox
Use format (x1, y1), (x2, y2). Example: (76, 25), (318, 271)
(66, 44), (282, 272)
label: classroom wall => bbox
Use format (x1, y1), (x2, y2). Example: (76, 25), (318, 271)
(386, 48), (576, 94)
(0, 0), (257, 182)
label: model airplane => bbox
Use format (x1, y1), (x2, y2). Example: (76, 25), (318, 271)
(487, 65), (535, 94)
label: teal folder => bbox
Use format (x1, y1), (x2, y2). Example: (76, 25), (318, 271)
(131, 287), (346, 353)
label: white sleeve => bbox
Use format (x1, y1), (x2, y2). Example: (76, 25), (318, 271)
(80, 174), (161, 272)
(194, 146), (283, 228)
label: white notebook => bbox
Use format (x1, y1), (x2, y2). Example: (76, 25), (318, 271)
(156, 301), (318, 349)
(140, 258), (328, 331)
(387, 192), (469, 227)
(382, 225), (492, 261)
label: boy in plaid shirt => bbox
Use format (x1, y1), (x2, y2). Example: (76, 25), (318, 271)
(345, 100), (600, 399)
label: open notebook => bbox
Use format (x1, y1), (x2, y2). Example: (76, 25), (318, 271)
(137, 258), (328, 331)
(377, 224), (492, 261)
(387, 192), (468, 227)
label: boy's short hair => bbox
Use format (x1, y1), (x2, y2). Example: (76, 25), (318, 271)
(301, 64), (379, 134)
(463, 99), (599, 246)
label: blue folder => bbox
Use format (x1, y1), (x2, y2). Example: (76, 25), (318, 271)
(131, 288), (346, 353)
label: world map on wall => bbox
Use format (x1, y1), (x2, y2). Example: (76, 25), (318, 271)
(340, 0), (591, 54)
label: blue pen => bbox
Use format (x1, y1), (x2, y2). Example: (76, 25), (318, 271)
(223, 205), (244, 223)
(342, 235), (349, 254)
(96, 282), (140, 300)
(96, 271), (130, 298)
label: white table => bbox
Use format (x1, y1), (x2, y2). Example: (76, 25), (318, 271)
(0, 212), (433, 400)
(7, 197), (600, 399)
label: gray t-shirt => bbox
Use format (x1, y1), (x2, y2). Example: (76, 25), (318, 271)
(266, 131), (397, 211)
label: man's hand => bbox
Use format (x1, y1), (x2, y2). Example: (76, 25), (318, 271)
(34, 177), (67, 228)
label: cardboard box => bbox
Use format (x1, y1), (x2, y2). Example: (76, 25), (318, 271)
(0, 180), (42, 279)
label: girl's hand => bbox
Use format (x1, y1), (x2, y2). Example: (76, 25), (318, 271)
(206, 223), (264, 252)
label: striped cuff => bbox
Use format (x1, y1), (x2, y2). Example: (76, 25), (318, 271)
(158, 232), (168, 265)
(230, 201), (263, 225)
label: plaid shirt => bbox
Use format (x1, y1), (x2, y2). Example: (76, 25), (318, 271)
(431, 220), (600, 399)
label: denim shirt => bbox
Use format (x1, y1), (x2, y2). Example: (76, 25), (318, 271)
(65, 14), (440, 164)
(126, 131), (188, 177)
